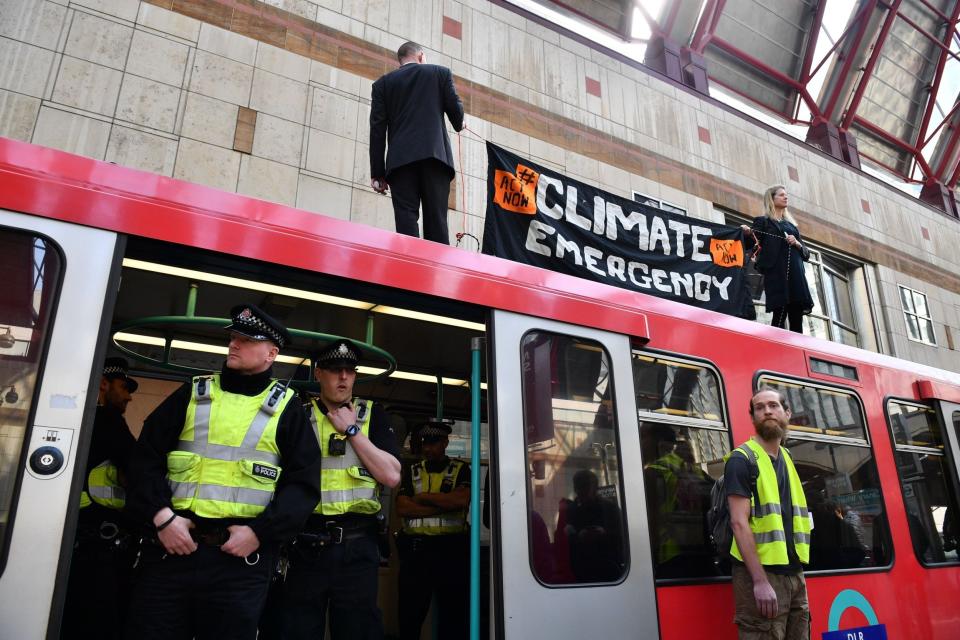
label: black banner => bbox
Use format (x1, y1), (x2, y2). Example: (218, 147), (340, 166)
(481, 142), (748, 315)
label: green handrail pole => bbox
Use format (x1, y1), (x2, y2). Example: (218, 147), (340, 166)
(436, 375), (444, 420)
(185, 283), (198, 317)
(365, 313), (374, 344)
(469, 337), (483, 640)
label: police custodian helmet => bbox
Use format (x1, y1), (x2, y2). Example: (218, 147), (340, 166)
(102, 356), (139, 392)
(314, 339), (361, 369)
(223, 303), (291, 348)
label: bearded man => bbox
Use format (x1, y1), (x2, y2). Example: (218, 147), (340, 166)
(723, 388), (811, 640)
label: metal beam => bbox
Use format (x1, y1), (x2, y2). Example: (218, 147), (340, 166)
(690, 0), (726, 52)
(821, 0), (881, 121)
(840, 0), (903, 129)
(798, 0), (827, 87)
(661, 0), (684, 36)
(917, 1), (960, 178)
(853, 114), (935, 177)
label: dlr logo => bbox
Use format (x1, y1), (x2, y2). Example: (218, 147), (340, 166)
(846, 633), (864, 640)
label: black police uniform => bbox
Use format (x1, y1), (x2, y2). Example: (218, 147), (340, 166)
(264, 339), (402, 640)
(61, 364), (138, 640)
(272, 404), (400, 639)
(123, 305), (321, 640)
(397, 447), (471, 640)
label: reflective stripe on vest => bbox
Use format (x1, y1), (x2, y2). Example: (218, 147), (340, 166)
(166, 375), (291, 519)
(88, 460), (126, 509)
(730, 439), (810, 565)
(310, 398), (380, 515)
(402, 459), (468, 535)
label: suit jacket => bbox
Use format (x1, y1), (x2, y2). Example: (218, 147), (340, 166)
(369, 63), (464, 180)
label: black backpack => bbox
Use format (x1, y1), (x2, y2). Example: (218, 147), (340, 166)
(708, 445), (760, 556)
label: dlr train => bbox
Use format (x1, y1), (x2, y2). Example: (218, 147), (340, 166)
(0, 136), (958, 638)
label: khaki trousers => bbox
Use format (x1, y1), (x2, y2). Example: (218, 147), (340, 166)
(732, 564), (810, 640)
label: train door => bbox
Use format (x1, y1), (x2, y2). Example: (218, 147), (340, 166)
(0, 212), (120, 638)
(490, 310), (659, 638)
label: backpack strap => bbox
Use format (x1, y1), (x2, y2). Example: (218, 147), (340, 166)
(735, 445), (762, 514)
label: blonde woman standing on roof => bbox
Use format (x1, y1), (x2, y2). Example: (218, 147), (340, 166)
(740, 186), (813, 333)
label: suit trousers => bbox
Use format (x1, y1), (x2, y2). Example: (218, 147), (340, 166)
(397, 534), (469, 640)
(124, 542), (275, 640)
(388, 159), (452, 244)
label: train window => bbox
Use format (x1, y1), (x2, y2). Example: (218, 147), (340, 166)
(521, 331), (628, 585)
(764, 378), (867, 441)
(810, 357), (858, 381)
(633, 353), (723, 424)
(633, 352), (729, 580)
(760, 377), (891, 571)
(886, 401), (960, 565)
(0, 230), (63, 567)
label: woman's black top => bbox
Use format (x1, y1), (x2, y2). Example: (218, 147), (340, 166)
(750, 215), (813, 312)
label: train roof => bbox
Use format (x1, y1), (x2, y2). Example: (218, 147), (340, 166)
(2, 136), (958, 396)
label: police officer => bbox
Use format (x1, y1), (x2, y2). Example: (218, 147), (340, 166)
(61, 357), (139, 639)
(124, 304), (321, 640)
(273, 338), (401, 639)
(396, 420), (470, 640)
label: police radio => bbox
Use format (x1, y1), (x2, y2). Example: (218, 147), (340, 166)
(328, 401), (365, 455)
(328, 433), (347, 456)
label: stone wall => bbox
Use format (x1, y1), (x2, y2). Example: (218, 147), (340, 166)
(1, 0), (958, 371)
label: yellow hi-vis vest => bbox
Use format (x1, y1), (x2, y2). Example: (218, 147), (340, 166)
(730, 439), (811, 565)
(647, 451), (682, 563)
(86, 460), (126, 509)
(309, 398), (380, 516)
(166, 375), (293, 519)
(402, 459), (468, 535)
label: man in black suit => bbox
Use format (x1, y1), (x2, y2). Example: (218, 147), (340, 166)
(369, 41), (465, 244)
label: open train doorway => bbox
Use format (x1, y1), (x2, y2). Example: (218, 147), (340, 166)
(71, 236), (490, 640)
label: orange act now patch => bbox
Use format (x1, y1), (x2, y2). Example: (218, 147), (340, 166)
(709, 238), (744, 267)
(494, 164), (539, 214)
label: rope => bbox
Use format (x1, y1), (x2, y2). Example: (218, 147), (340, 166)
(454, 124), (488, 251)
(460, 124), (485, 141)
(457, 129), (467, 236)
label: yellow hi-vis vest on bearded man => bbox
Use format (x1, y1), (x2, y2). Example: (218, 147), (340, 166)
(165, 375), (294, 519)
(309, 398), (380, 516)
(402, 459), (468, 536)
(729, 438), (811, 565)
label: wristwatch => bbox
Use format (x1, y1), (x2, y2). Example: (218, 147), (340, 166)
(344, 424), (360, 438)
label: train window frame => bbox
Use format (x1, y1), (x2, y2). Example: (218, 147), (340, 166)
(884, 398), (960, 568)
(519, 329), (631, 588)
(633, 350), (727, 431)
(807, 356), (860, 384)
(755, 373), (894, 574)
(756, 375), (869, 443)
(0, 228), (65, 579)
(632, 347), (734, 584)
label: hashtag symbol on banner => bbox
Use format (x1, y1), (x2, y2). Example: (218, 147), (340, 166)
(517, 167), (536, 185)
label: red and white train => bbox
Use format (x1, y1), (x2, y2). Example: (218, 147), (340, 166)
(0, 136), (958, 638)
